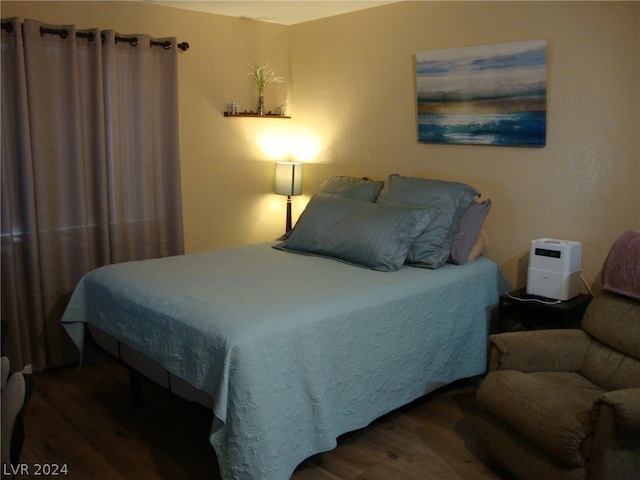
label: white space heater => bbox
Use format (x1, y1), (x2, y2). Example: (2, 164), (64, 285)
(526, 238), (582, 301)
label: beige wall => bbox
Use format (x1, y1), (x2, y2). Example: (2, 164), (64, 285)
(3, 1), (639, 290)
(290, 1), (640, 289)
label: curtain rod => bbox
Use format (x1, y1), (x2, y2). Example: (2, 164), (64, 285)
(0, 22), (189, 51)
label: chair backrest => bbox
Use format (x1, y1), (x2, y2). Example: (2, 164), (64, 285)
(579, 229), (640, 391)
(580, 293), (640, 390)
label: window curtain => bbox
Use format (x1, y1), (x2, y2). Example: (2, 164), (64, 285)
(1, 18), (184, 372)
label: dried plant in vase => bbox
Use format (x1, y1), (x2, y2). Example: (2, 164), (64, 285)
(248, 63), (284, 115)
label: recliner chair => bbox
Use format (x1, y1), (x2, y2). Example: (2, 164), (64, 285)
(477, 230), (640, 480)
(1, 321), (33, 480)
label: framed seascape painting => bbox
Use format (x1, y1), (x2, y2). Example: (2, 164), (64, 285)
(416, 40), (547, 147)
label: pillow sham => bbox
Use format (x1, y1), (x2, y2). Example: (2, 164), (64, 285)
(467, 229), (488, 263)
(448, 199), (492, 265)
(277, 175), (383, 241)
(315, 175), (384, 202)
(274, 193), (436, 272)
(376, 174), (480, 268)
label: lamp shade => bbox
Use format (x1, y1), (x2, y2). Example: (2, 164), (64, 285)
(274, 162), (303, 196)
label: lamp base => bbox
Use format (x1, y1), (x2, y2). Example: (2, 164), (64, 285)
(285, 195), (292, 232)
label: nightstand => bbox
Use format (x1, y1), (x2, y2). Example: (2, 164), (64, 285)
(498, 287), (592, 332)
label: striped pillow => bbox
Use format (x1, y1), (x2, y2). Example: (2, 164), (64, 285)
(376, 174), (480, 268)
(315, 175), (384, 202)
(275, 193), (436, 271)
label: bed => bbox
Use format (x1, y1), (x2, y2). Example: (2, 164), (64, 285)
(61, 174), (508, 480)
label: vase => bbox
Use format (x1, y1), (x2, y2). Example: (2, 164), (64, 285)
(258, 90), (264, 116)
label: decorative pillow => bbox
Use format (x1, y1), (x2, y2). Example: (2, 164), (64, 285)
(467, 229), (489, 262)
(376, 174), (480, 268)
(315, 175), (384, 202)
(448, 199), (492, 265)
(601, 229), (640, 301)
(274, 193), (436, 272)
(277, 176), (383, 241)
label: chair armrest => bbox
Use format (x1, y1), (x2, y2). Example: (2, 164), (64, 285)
(488, 330), (590, 373)
(594, 388), (640, 431)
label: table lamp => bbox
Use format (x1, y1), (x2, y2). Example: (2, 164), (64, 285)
(274, 161), (303, 232)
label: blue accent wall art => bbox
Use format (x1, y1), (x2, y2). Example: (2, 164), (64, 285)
(416, 40), (547, 147)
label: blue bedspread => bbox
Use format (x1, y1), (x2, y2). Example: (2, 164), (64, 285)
(62, 243), (508, 479)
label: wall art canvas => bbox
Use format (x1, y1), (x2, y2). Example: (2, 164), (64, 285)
(416, 40), (547, 147)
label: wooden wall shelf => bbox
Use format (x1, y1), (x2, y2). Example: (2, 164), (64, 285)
(224, 112), (290, 119)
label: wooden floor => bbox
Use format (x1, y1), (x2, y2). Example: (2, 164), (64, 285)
(17, 359), (514, 480)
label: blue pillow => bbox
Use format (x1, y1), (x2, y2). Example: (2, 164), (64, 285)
(376, 174), (480, 268)
(277, 176), (383, 242)
(315, 176), (384, 202)
(274, 193), (436, 272)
